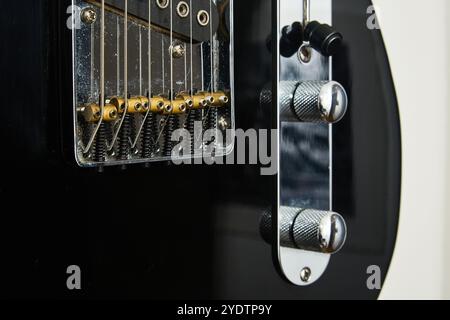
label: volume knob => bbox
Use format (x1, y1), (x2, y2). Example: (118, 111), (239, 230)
(260, 207), (347, 254)
(280, 80), (348, 123)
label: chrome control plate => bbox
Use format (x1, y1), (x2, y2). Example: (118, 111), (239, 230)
(276, 0), (333, 286)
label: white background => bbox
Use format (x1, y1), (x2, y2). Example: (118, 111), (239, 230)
(373, 0), (450, 300)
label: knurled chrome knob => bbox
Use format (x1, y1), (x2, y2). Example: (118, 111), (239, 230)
(291, 208), (347, 253)
(280, 80), (348, 123)
(260, 207), (347, 254)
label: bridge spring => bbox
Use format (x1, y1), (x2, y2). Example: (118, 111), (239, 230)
(93, 122), (107, 163)
(186, 109), (202, 154)
(163, 115), (180, 157)
(142, 113), (158, 158)
(118, 114), (132, 161)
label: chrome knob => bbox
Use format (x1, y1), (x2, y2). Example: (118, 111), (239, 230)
(291, 208), (346, 253)
(280, 80), (348, 123)
(261, 207), (347, 254)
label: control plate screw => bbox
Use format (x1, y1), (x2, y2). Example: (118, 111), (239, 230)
(300, 267), (312, 283)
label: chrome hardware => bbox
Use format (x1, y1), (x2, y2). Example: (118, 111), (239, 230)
(300, 267), (312, 283)
(261, 207), (347, 254)
(279, 80), (348, 123)
(81, 7), (97, 25)
(274, 0), (348, 287)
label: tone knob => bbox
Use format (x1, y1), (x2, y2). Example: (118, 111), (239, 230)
(280, 80), (348, 123)
(260, 207), (347, 254)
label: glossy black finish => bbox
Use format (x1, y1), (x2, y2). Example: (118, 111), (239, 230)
(0, 0), (399, 299)
(330, 0), (401, 299)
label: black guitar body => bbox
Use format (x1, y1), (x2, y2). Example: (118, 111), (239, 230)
(0, 0), (400, 299)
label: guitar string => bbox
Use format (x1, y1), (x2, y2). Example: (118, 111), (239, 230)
(154, 34), (166, 145)
(116, 16), (120, 96)
(90, 23), (95, 100)
(124, 0), (128, 140)
(154, 0), (173, 146)
(303, 0), (310, 28)
(155, 0), (175, 151)
(190, 0), (193, 97)
(169, 0), (174, 141)
(209, 0), (214, 95)
(184, 39), (187, 93)
(160, 0), (175, 152)
(200, 41), (205, 134)
(170, 0), (174, 105)
(132, 0), (153, 150)
(139, 26), (142, 96)
(162, 37), (165, 93)
(182, 0), (194, 130)
(200, 46), (204, 91)
(189, 0), (195, 150)
(201, 0), (214, 129)
(108, 0), (128, 151)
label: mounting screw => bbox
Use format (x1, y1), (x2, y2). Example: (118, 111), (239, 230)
(300, 267), (312, 283)
(170, 43), (186, 59)
(81, 7), (97, 25)
(218, 117), (229, 131)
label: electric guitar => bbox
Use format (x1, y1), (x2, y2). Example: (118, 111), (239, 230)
(2, 0), (439, 300)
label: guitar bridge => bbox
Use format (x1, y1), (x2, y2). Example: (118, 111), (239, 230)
(72, 0), (234, 167)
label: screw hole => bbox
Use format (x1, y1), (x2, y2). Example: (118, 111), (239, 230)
(197, 10), (210, 26)
(221, 96), (229, 104)
(206, 96), (215, 104)
(176, 1), (190, 18)
(156, 0), (169, 9)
